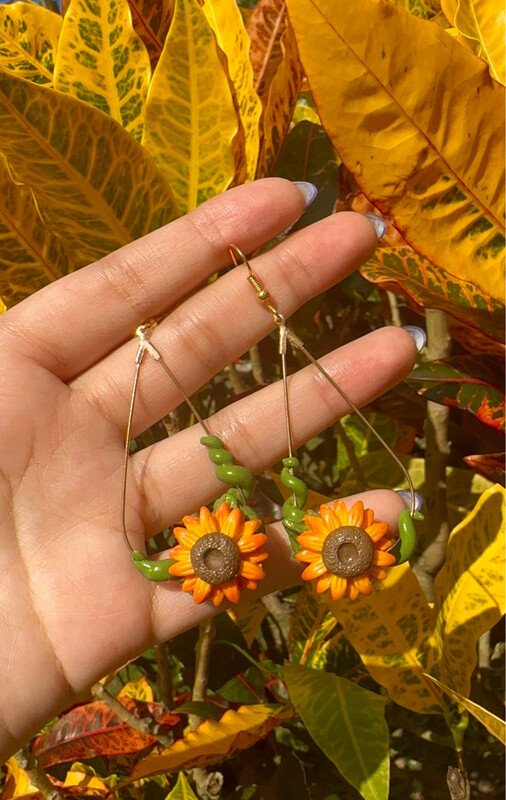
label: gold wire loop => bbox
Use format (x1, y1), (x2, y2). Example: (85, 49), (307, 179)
(228, 244), (285, 327)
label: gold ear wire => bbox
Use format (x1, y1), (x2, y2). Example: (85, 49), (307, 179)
(230, 243), (418, 519)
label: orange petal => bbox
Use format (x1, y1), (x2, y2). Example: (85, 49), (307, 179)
(211, 587), (225, 607)
(353, 575), (372, 596)
(237, 532), (267, 552)
(199, 506), (219, 534)
(363, 508), (374, 528)
(242, 579), (258, 590)
(302, 514), (329, 537)
(348, 500), (365, 527)
(169, 560), (195, 577)
(301, 559), (327, 580)
(316, 574), (332, 594)
(296, 533), (325, 552)
(329, 500), (349, 525)
(295, 550), (321, 564)
(221, 507), (243, 539)
(180, 517), (202, 536)
(377, 537), (395, 551)
(369, 566), (387, 581)
(193, 577), (212, 603)
(346, 581), (359, 600)
(214, 502), (232, 529)
(182, 577), (196, 592)
(243, 519), (263, 536)
(173, 528), (200, 548)
(167, 545), (190, 560)
(249, 550), (269, 563)
(329, 574), (347, 602)
(320, 504), (342, 531)
(239, 561), (266, 581)
(373, 550), (397, 567)
(365, 522), (389, 542)
(222, 580), (241, 604)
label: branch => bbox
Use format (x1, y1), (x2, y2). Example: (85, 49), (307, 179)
(14, 747), (63, 800)
(91, 683), (172, 747)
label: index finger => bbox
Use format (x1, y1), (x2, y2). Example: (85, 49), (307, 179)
(0, 179), (308, 380)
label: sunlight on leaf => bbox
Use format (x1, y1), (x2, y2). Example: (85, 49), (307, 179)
(288, 583), (337, 668)
(284, 662), (390, 800)
(118, 675), (155, 702)
(441, 0), (505, 84)
(166, 771), (199, 800)
(286, 0), (505, 298)
(54, 0), (150, 141)
(228, 600), (267, 648)
(142, 0), (240, 212)
(0, 2), (61, 86)
(432, 484), (505, 697)
(424, 674), (506, 745)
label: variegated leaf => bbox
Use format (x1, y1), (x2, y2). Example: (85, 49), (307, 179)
(54, 0), (150, 141)
(424, 674), (506, 745)
(0, 2), (61, 86)
(288, 582), (337, 667)
(202, 0), (262, 182)
(256, 22), (304, 177)
(142, 0), (240, 212)
(128, 0), (175, 70)
(361, 246), (505, 343)
(0, 69), (179, 269)
(0, 154), (75, 305)
(286, 0), (505, 299)
(246, 0), (286, 103)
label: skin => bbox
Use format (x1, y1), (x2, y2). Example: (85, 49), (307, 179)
(0, 178), (416, 760)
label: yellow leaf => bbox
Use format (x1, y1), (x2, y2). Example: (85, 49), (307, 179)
(63, 764), (109, 790)
(329, 564), (445, 714)
(256, 23), (304, 177)
(142, 0), (240, 213)
(424, 674), (506, 745)
(0, 2), (61, 87)
(432, 484), (505, 696)
(0, 297), (6, 314)
(228, 599), (267, 648)
(128, 704), (293, 780)
(128, 0), (175, 71)
(201, 0), (262, 182)
(54, 0), (150, 141)
(286, 0), (505, 299)
(0, 154), (75, 305)
(441, 0), (505, 84)
(289, 582), (337, 667)
(1, 758), (40, 799)
(0, 69), (179, 267)
(118, 675), (155, 702)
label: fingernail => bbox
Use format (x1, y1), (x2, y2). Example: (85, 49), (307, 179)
(293, 181), (318, 208)
(363, 212), (387, 239)
(402, 325), (426, 353)
(395, 490), (424, 512)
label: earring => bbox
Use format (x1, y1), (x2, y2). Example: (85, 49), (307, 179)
(229, 244), (423, 603)
(121, 320), (268, 606)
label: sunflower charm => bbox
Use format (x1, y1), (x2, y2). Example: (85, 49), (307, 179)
(168, 502), (268, 606)
(295, 500), (396, 602)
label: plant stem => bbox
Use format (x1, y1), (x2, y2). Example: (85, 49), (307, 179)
(91, 683), (172, 746)
(446, 766), (470, 800)
(14, 748), (63, 800)
(224, 363), (244, 396)
(155, 642), (173, 709)
(335, 419), (367, 491)
(189, 619), (216, 730)
(249, 344), (265, 385)
(386, 290), (402, 327)
(413, 309), (451, 601)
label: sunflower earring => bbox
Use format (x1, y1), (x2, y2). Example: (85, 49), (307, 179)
(121, 319), (268, 606)
(229, 244), (423, 603)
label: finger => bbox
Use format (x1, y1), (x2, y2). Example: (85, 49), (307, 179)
(73, 210), (380, 433)
(0, 179), (309, 380)
(147, 489), (408, 644)
(128, 326), (416, 538)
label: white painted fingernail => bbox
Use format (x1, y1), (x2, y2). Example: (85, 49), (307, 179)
(395, 490), (424, 512)
(363, 212), (387, 239)
(292, 181), (318, 208)
(402, 325), (426, 353)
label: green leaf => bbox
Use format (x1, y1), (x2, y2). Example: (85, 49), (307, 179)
(273, 121), (340, 230)
(0, 2), (61, 86)
(407, 356), (505, 431)
(361, 246), (505, 343)
(166, 772), (198, 800)
(284, 662), (390, 800)
(0, 69), (179, 269)
(141, 0), (240, 212)
(288, 583), (337, 668)
(54, 0), (151, 141)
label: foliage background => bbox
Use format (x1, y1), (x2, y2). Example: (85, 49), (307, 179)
(0, 0), (504, 798)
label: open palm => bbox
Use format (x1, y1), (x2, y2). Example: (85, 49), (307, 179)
(0, 179), (415, 759)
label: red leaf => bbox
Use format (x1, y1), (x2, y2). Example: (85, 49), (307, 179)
(32, 698), (180, 769)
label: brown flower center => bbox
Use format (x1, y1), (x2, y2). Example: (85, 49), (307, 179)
(190, 533), (241, 585)
(321, 526), (375, 577)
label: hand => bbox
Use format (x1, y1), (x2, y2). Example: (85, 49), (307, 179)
(0, 178), (416, 759)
